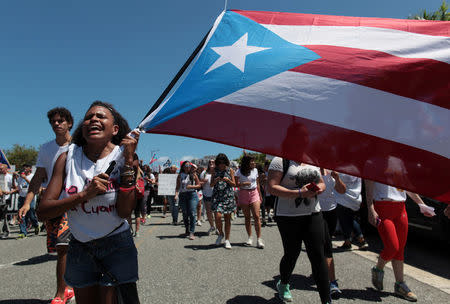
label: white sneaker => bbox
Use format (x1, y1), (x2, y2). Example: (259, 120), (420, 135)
(257, 238), (265, 249)
(245, 237), (253, 246)
(215, 234), (224, 245)
(225, 239), (232, 249)
(196, 221), (202, 226)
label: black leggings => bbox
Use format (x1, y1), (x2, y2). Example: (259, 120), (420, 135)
(276, 213), (330, 304)
(322, 209), (338, 258)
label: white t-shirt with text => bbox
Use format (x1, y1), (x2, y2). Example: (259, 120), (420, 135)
(62, 144), (129, 242)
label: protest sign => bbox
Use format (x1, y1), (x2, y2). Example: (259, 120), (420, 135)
(157, 174), (177, 196)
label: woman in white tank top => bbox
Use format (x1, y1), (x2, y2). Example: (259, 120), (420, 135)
(38, 101), (141, 304)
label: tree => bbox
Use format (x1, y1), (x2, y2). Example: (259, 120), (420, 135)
(5, 144), (39, 170)
(409, 1), (449, 20)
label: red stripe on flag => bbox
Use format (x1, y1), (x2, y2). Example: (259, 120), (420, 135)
(148, 102), (450, 202)
(232, 10), (450, 37)
(289, 45), (450, 109)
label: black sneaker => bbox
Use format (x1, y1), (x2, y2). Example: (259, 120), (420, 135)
(339, 242), (352, 250)
(357, 239), (369, 250)
(330, 280), (342, 299)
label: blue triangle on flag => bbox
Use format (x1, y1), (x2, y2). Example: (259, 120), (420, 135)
(0, 149), (11, 169)
(145, 11), (320, 129)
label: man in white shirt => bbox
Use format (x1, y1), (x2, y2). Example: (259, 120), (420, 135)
(0, 164), (15, 238)
(18, 107), (74, 304)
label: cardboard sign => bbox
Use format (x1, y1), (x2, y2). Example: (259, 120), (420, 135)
(157, 174), (177, 196)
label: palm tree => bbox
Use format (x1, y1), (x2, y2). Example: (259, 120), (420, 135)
(409, 0), (449, 20)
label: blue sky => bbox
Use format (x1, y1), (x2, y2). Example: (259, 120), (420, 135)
(0, 0), (443, 167)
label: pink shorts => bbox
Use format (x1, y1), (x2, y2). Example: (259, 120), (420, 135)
(238, 188), (260, 205)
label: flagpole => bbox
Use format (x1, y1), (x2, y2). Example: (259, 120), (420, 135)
(139, 29), (211, 124)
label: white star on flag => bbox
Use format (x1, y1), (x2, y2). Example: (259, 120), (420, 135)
(205, 33), (270, 74)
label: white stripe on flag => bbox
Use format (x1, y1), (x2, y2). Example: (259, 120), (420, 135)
(262, 25), (450, 63)
(217, 71), (450, 158)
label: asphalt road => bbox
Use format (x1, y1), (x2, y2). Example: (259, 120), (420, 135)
(0, 212), (449, 304)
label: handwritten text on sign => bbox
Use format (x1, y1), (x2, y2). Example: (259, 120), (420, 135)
(158, 174), (177, 196)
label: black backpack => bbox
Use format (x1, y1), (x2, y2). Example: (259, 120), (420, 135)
(272, 158), (290, 217)
(281, 158), (290, 182)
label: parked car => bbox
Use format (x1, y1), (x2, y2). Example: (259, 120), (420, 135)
(405, 196), (450, 245)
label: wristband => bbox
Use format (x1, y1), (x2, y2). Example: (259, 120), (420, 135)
(119, 186), (135, 193)
(298, 188), (303, 198)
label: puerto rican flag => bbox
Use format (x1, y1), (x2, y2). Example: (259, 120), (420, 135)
(0, 149), (11, 169)
(140, 10), (450, 202)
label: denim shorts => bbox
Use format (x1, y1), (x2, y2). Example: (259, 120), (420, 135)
(65, 229), (138, 288)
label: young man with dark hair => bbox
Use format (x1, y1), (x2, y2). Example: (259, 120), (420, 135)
(18, 107), (74, 304)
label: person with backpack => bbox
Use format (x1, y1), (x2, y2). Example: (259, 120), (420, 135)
(267, 157), (331, 304)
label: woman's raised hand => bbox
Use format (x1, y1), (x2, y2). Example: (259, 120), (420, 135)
(121, 130), (140, 165)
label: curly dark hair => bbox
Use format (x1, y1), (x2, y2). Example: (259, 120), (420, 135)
(47, 107), (74, 130)
(72, 101), (131, 146)
(239, 155), (254, 176)
(215, 153), (230, 167)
